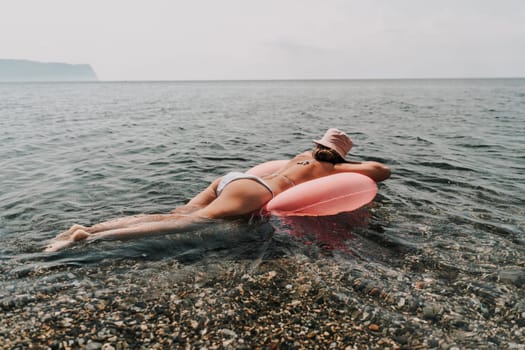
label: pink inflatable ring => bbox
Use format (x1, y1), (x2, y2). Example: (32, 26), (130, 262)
(247, 160), (378, 216)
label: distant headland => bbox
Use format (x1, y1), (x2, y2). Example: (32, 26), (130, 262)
(0, 59), (98, 82)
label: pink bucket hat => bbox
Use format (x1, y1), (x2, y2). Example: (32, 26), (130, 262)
(314, 128), (353, 160)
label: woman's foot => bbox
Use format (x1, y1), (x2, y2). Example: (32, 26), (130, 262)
(55, 224), (89, 240)
(71, 229), (91, 241)
(44, 239), (74, 252)
(44, 226), (91, 252)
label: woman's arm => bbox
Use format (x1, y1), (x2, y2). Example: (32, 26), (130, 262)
(334, 161), (391, 182)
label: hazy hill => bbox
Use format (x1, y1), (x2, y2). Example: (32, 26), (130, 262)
(0, 59), (98, 82)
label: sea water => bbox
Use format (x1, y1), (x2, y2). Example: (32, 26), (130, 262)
(1, 79), (524, 344)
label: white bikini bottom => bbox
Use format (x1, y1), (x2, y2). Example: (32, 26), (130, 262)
(216, 172), (274, 198)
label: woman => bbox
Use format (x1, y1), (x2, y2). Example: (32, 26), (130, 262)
(45, 128), (390, 251)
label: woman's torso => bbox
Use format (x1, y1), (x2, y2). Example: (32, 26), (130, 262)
(261, 152), (337, 195)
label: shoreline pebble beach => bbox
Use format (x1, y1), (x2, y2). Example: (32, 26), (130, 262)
(2, 255), (524, 349)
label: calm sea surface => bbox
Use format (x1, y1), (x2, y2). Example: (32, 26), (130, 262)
(1, 79), (524, 344)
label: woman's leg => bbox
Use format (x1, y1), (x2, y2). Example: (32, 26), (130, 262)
(45, 213), (200, 252)
(54, 213), (178, 240)
(77, 215), (202, 241)
(79, 178), (271, 242)
(85, 214), (176, 234)
(170, 204), (205, 215)
(45, 178), (271, 252)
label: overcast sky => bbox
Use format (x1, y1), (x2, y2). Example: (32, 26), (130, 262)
(1, 0), (524, 80)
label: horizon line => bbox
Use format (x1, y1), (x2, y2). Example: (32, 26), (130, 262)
(1, 76), (524, 83)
